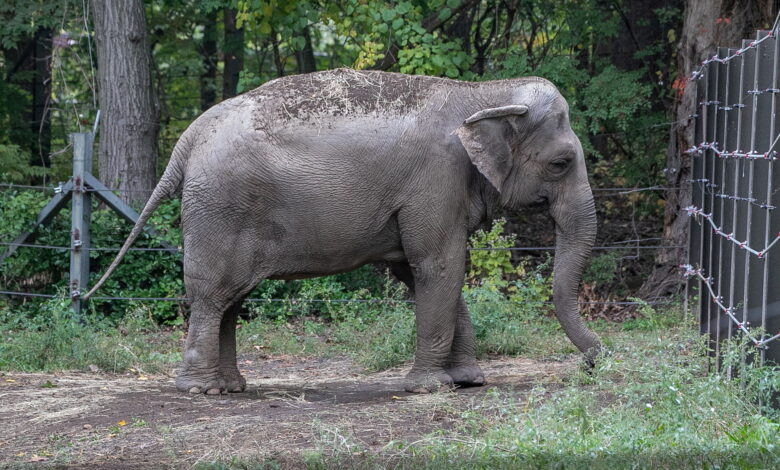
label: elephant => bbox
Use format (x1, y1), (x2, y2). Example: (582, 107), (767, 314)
(86, 68), (602, 395)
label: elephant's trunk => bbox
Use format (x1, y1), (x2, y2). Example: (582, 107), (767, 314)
(549, 182), (602, 365)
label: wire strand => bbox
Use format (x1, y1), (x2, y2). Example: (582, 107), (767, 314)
(0, 289), (674, 306)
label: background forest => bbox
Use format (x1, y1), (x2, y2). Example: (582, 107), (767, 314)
(0, 0), (776, 323)
(4, 2), (780, 468)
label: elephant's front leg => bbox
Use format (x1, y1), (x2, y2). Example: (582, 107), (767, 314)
(405, 253), (466, 393)
(446, 296), (485, 386)
(390, 262), (484, 387)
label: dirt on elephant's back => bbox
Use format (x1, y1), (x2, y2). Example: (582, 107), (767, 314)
(0, 354), (577, 468)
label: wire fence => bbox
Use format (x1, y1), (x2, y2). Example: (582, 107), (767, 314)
(0, 177), (673, 307)
(683, 22), (780, 368)
(0, 289), (674, 306)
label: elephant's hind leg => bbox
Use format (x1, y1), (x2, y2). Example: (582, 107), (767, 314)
(176, 297), (229, 394)
(176, 234), (260, 394)
(218, 302), (247, 392)
(446, 296), (485, 387)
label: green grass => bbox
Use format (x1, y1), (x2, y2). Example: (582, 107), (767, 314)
(200, 323), (780, 470)
(295, 318), (780, 470)
(0, 294), (182, 373)
(3, 290), (780, 469)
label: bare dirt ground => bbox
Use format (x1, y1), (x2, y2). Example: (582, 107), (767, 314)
(0, 354), (578, 469)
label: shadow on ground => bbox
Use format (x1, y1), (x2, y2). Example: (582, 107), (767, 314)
(0, 354), (577, 468)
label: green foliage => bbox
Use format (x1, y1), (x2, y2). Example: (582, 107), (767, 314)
(0, 190), (185, 324)
(330, 299), (416, 371)
(465, 219), (556, 356)
(466, 253), (558, 357)
(583, 252), (620, 286)
(246, 265), (389, 322)
(0, 79), (33, 151)
(620, 298), (684, 333)
(582, 66), (652, 135)
(0, 293), (181, 372)
(0, 1), (73, 49)
(0, 144), (45, 183)
(467, 218), (518, 283)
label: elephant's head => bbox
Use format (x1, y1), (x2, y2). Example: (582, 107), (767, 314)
(455, 79), (602, 365)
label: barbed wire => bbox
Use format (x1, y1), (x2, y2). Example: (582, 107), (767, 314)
(685, 141), (778, 161)
(689, 179), (776, 210)
(681, 265), (779, 348)
(0, 289), (674, 306)
(689, 15), (779, 82)
(683, 206), (780, 258)
(713, 192), (776, 210)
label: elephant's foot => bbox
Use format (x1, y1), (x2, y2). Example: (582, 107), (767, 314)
(445, 363), (485, 387)
(175, 372), (225, 395)
(219, 369), (247, 393)
(404, 369), (454, 393)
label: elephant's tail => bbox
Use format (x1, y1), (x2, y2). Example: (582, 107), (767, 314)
(82, 137), (189, 300)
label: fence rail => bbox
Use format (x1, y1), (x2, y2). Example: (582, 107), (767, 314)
(684, 24), (780, 368)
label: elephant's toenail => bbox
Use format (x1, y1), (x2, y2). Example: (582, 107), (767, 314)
(206, 388), (222, 395)
(188, 387), (201, 394)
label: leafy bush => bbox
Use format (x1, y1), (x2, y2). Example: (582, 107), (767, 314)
(467, 218), (519, 284)
(584, 251), (620, 286)
(0, 189), (185, 324)
(0, 144), (45, 183)
(0, 293), (181, 373)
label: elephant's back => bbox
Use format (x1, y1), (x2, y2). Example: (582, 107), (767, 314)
(244, 69), (455, 128)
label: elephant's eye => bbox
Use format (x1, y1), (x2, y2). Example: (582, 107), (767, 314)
(549, 159), (570, 172)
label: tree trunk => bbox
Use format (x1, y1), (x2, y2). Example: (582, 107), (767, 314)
(32, 27), (53, 169)
(222, 7), (244, 99)
(199, 9), (218, 111)
(4, 28), (53, 170)
(91, 0), (160, 207)
(271, 29), (284, 77)
(295, 26), (316, 74)
(639, 0), (775, 300)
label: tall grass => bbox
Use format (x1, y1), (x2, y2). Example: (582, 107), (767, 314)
(0, 294), (181, 373)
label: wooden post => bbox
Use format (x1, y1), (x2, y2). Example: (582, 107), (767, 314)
(69, 133), (93, 315)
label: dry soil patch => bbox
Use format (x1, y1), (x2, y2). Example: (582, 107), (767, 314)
(0, 354), (577, 469)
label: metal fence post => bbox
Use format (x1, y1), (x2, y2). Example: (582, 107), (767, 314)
(69, 133), (93, 315)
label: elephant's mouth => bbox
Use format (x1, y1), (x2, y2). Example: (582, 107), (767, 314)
(527, 196), (549, 210)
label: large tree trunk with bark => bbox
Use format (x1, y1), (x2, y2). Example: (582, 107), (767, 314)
(295, 26), (316, 74)
(91, 0), (160, 207)
(222, 8), (244, 99)
(4, 28), (53, 170)
(199, 9), (218, 112)
(31, 27), (52, 169)
(639, 0), (775, 300)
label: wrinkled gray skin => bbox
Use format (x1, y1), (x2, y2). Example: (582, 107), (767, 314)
(86, 69), (601, 394)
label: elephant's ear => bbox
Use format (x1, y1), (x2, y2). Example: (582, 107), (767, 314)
(454, 105), (529, 192)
